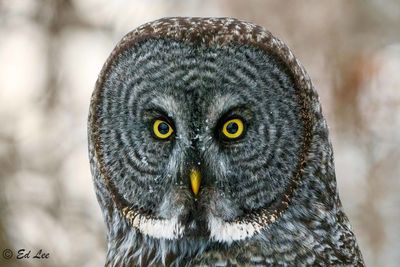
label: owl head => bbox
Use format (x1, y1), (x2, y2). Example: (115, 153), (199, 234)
(88, 17), (340, 265)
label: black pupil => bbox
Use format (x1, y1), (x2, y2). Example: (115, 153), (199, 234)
(226, 122), (239, 134)
(158, 122), (170, 135)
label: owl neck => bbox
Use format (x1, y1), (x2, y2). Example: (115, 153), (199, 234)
(103, 184), (353, 267)
(102, 138), (361, 266)
(104, 209), (212, 266)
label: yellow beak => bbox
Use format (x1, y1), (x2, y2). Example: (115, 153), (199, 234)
(190, 169), (201, 196)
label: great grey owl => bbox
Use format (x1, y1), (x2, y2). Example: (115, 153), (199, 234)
(88, 17), (364, 266)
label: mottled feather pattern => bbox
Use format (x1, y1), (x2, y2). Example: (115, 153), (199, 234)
(88, 17), (364, 266)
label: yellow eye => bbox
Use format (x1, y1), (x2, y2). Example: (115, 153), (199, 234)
(153, 119), (174, 139)
(222, 118), (244, 139)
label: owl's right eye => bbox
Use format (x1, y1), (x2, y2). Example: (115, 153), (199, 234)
(152, 119), (174, 139)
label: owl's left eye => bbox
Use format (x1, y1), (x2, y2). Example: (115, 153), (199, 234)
(221, 118), (245, 140)
(152, 119), (174, 139)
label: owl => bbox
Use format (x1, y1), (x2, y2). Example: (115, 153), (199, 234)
(88, 17), (364, 266)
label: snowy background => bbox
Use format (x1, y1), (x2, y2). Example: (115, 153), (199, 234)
(0, 1), (399, 266)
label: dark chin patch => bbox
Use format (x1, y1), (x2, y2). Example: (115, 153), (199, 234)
(201, 188), (244, 221)
(183, 216), (210, 238)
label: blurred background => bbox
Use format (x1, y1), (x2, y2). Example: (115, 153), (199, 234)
(0, 0), (399, 266)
